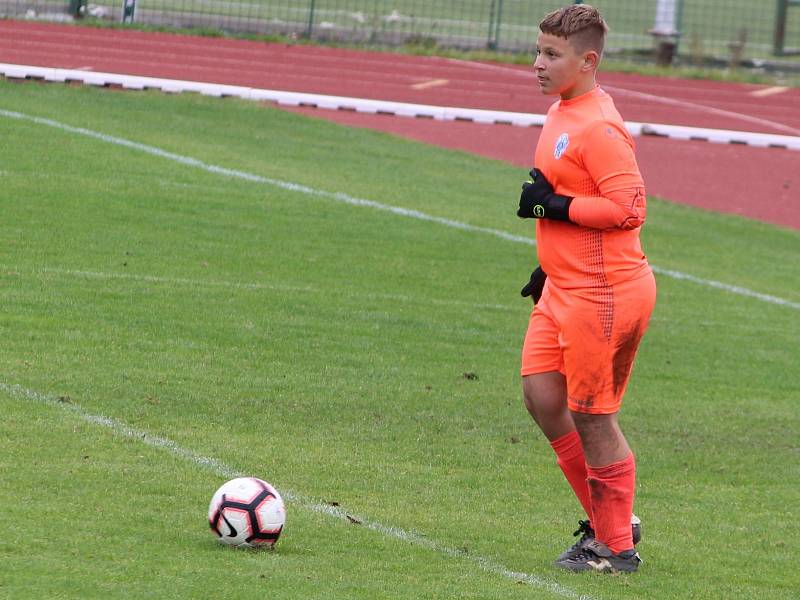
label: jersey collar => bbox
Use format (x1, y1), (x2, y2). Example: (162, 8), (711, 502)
(558, 85), (604, 110)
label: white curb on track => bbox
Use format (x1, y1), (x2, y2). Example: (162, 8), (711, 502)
(2, 62), (800, 151)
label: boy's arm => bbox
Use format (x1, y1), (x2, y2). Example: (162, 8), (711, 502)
(568, 121), (647, 230)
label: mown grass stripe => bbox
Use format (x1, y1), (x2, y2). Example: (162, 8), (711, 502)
(1, 265), (516, 313)
(0, 382), (595, 600)
(1, 107), (796, 312)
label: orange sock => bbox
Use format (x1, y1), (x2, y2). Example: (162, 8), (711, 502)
(586, 453), (636, 554)
(549, 430), (592, 518)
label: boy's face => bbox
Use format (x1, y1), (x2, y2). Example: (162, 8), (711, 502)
(533, 32), (593, 99)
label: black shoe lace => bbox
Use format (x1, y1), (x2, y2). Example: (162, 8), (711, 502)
(566, 520), (594, 552)
(573, 519), (593, 538)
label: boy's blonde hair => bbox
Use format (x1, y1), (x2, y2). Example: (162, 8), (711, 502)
(539, 4), (609, 56)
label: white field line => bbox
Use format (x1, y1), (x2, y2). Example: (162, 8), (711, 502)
(14, 264), (800, 318)
(14, 265), (516, 313)
(652, 267), (800, 310)
(0, 382), (593, 600)
(1, 108), (798, 312)
(2, 63), (800, 150)
(0, 109), (530, 248)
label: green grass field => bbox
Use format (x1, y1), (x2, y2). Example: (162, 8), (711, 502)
(0, 79), (798, 599)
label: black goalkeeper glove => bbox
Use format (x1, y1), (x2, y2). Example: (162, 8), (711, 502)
(521, 266), (547, 304)
(517, 168), (573, 221)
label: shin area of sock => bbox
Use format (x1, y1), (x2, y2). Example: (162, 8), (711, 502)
(550, 430), (592, 518)
(586, 453), (636, 554)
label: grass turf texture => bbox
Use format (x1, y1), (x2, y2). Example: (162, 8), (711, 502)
(0, 80), (798, 599)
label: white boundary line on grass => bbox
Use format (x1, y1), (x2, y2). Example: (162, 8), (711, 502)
(2, 63), (800, 150)
(0, 108), (530, 248)
(0, 382), (594, 600)
(13, 265), (515, 313)
(1, 107), (798, 312)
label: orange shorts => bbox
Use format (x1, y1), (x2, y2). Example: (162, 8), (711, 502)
(520, 272), (656, 414)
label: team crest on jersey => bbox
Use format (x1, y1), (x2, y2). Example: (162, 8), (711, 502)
(554, 133), (570, 159)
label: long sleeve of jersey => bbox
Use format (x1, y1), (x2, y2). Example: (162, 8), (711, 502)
(568, 121), (647, 230)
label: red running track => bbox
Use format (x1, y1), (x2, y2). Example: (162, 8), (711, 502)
(1, 20), (798, 228)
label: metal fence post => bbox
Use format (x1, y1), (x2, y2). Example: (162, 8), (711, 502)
(774, 0), (788, 55)
(494, 0), (503, 51)
(674, 0), (685, 54)
(121, 0), (136, 23)
(487, 0), (496, 49)
(306, 0), (316, 39)
(68, 0), (86, 17)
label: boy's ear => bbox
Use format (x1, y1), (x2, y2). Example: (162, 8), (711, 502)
(581, 50), (600, 71)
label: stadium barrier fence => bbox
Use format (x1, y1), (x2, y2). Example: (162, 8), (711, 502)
(2, 0), (799, 70)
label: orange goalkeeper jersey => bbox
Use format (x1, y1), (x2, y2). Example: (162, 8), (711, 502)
(533, 86), (651, 289)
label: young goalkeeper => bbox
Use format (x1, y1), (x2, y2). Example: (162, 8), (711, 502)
(518, 4), (656, 573)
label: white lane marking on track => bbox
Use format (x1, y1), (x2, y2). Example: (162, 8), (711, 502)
(602, 85), (800, 137)
(411, 78), (449, 90)
(749, 86), (789, 98)
(0, 382), (594, 600)
(1, 108), (798, 312)
(442, 58), (800, 137)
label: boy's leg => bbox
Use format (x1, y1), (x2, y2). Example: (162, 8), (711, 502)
(520, 290), (592, 518)
(553, 274), (655, 570)
(571, 411), (636, 553)
(522, 373), (591, 518)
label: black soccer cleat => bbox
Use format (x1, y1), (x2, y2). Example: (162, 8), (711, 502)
(557, 515), (641, 562)
(555, 540), (641, 573)
(557, 519), (594, 562)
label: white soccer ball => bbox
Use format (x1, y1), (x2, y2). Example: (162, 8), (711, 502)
(208, 477), (286, 548)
